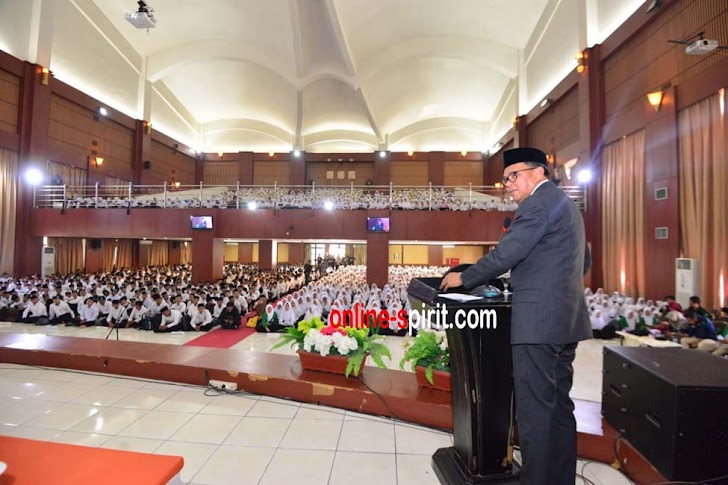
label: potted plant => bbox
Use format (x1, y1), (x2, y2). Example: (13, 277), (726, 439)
(400, 329), (451, 391)
(271, 317), (392, 378)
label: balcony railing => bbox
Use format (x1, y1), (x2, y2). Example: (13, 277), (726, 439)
(33, 182), (587, 212)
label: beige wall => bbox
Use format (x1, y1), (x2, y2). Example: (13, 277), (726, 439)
(224, 243), (238, 262)
(403, 245), (428, 265)
(389, 244), (430, 265)
(277, 243), (289, 263)
(442, 245), (487, 265)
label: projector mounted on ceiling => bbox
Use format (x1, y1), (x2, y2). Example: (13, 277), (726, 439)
(668, 31), (727, 55)
(125, 1), (157, 29)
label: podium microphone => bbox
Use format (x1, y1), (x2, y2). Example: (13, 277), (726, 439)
(499, 217), (512, 242)
(502, 217), (512, 233)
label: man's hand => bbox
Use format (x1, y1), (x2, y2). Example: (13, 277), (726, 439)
(440, 273), (463, 291)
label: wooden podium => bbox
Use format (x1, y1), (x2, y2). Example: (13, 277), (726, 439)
(407, 275), (519, 484)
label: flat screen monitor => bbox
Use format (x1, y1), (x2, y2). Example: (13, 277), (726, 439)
(190, 216), (213, 230)
(367, 217), (390, 232)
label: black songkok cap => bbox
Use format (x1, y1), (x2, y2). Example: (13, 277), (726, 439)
(503, 147), (548, 170)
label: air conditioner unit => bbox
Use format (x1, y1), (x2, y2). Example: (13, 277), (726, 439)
(675, 258), (700, 308)
(41, 246), (56, 277)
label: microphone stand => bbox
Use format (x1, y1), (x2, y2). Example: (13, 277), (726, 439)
(105, 320), (120, 340)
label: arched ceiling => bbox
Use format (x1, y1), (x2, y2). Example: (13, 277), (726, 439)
(31, 0), (645, 152)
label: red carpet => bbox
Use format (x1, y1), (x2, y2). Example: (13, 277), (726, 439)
(184, 313), (258, 349)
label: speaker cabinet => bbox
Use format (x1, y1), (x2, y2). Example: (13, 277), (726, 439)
(143, 160), (151, 170)
(602, 346), (728, 481)
(90, 239), (102, 249)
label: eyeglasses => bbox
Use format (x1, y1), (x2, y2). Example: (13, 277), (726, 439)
(501, 166), (539, 185)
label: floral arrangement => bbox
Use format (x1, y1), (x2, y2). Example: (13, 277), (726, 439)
(271, 317), (392, 377)
(399, 329), (450, 385)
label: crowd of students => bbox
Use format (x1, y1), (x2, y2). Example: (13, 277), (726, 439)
(0, 264), (450, 336)
(58, 186), (517, 211)
(0, 264), (307, 332)
(587, 288), (728, 356)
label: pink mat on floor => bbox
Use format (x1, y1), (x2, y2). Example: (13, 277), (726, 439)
(183, 312), (257, 349)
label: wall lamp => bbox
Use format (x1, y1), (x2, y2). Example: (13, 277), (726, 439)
(91, 156), (104, 167)
(576, 51), (586, 73)
(144, 121), (152, 135)
(647, 90), (664, 112)
(40, 67), (50, 85)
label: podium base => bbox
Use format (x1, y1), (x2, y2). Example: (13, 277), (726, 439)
(432, 448), (520, 484)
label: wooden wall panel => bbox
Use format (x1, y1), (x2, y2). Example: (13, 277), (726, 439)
(391, 160), (429, 186)
(0, 69), (20, 134)
(32, 208), (513, 244)
(484, 140), (514, 185)
(146, 140), (195, 185)
(253, 160), (290, 185)
(528, 86), (580, 156)
(306, 162), (373, 186)
(604, 0), (728, 123)
(203, 161), (239, 186)
(48, 95), (134, 179)
(444, 161), (483, 186)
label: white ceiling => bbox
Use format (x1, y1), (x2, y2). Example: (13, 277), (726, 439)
(0, 0), (647, 153)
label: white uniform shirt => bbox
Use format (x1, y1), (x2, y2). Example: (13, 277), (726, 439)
(49, 302), (75, 320)
(23, 301), (48, 318)
(160, 310), (183, 329)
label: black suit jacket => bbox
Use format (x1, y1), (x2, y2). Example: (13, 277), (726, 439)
(461, 181), (592, 344)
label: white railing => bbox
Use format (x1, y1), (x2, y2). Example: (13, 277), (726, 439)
(33, 182), (587, 212)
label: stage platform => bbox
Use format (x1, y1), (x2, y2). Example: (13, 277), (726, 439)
(0, 333), (667, 484)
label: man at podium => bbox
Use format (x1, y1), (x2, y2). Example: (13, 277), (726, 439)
(441, 147), (591, 485)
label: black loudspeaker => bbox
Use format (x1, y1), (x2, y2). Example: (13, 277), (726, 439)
(602, 347), (728, 481)
(91, 239), (102, 249)
(171, 241), (180, 249)
(143, 161), (151, 169)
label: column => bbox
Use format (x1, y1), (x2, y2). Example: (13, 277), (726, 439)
(258, 239), (277, 270)
(644, 84), (679, 299)
(366, 209), (389, 286)
(238, 242), (253, 263)
(373, 151), (390, 185)
(168, 241), (181, 265)
(428, 152), (445, 185)
(578, 45), (605, 289)
(287, 243), (305, 265)
(191, 231), (224, 283)
(428, 245), (443, 266)
(239, 152), (253, 185)
(15, 61), (51, 276)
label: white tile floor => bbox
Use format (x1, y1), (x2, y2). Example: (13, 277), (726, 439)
(0, 322), (633, 484)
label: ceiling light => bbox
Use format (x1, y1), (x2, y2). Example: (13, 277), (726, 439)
(293, 150), (301, 157)
(540, 98), (551, 108)
(379, 151), (387, 158)
(24, 168), (43, 185)
(461, 151), (467, 157)
(407, 150), (414, 157)
(269, 151), (275, 157)
(99, 107), (108, 116)
(576, 169), (592, 184)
